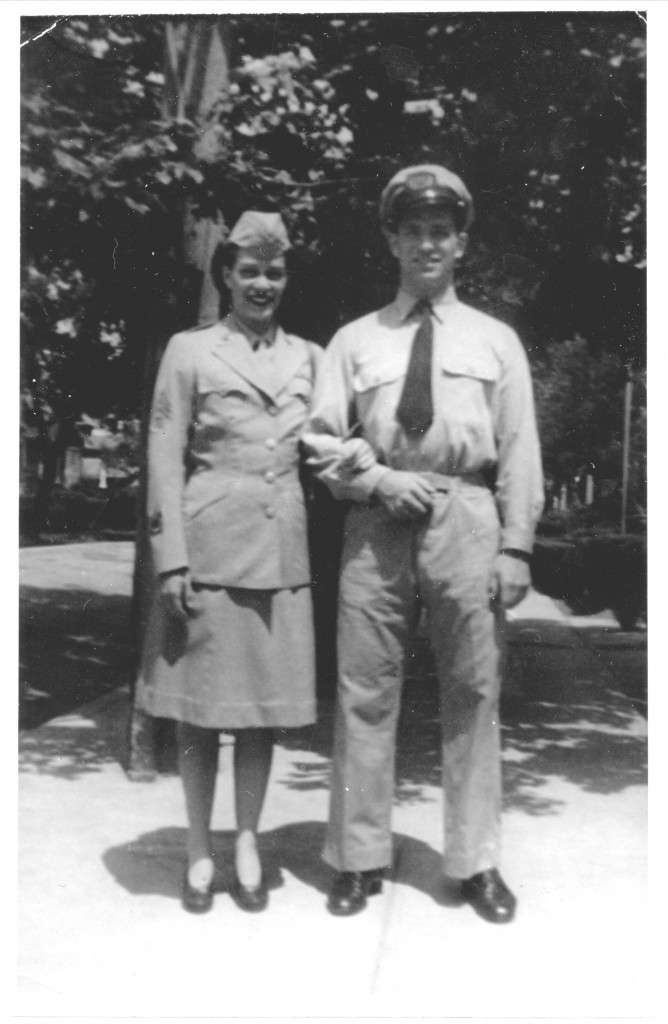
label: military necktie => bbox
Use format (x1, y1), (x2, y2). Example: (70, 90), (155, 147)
(396, 298), (434, 436)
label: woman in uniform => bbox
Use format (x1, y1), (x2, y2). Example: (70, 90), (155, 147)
(137, 211), (346, 913)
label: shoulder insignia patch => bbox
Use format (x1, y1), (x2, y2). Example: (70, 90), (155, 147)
(151, 389), (171, 428)
(149, 511), (163, 536)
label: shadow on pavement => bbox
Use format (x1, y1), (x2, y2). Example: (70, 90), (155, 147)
(19, 584), (135, 730)
(570, 623), (647, 718)
(279, 620), (647, 817)
(20, 607), (647, 819)
(19, 689), (133, 779)
(102, 822), (329, 903)
(102, 821), (463, 907)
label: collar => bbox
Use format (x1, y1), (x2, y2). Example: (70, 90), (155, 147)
(225, 312), (277, 350)
(393, 285), (459, 324)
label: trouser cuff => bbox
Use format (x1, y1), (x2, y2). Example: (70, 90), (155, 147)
(323, 842), (392, 873)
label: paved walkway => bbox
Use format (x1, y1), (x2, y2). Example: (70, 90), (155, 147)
(18, 543), (649, 1018)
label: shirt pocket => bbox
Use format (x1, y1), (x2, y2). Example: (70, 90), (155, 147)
(437, 350), (499, 439)
(439, 350), (500, 384)
(352, 361), (404, 394)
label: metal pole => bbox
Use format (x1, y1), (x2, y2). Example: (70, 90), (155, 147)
(621, 363), (633, 534)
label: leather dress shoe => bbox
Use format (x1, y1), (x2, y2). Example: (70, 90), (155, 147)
(181, 871), (214, 914)
(327, 869), (385, 917)
(460, 868), (516, 923)
(230, 873), (269, 913)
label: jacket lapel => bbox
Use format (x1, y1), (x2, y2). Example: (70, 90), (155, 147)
(211, 323), (309, 402)
(267, 329), (310, 398)
(211, 321), (274, 399)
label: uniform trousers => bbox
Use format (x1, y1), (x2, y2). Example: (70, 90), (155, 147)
(323, 478), (505, 879)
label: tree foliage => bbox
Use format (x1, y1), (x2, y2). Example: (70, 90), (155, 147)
(532, 338), (646, 499)
(20, 12), (646, 505)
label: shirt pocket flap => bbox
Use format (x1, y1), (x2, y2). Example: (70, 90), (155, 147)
(353, 362), (404, 393)
(440, 350), (500, 382)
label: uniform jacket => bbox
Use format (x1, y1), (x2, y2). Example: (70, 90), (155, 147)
(147, 318), (322, 589)
(302, 290), (544, 552)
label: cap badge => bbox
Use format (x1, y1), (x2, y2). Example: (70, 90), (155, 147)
(406, 171), (437, 191)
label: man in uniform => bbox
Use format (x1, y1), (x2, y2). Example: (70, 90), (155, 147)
(303, 165), (543, 922)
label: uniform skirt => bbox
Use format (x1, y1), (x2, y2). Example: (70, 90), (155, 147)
(136, 584), (316, 729)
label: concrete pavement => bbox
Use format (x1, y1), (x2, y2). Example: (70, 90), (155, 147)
(18, 543), (649, 1018)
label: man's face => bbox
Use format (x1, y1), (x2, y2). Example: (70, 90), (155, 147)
(388, 208), (467, 297)
(223, 248), (288, 330)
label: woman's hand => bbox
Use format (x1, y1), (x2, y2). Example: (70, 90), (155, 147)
(159, 569), (194, 621)
(341, 438), (377, 473)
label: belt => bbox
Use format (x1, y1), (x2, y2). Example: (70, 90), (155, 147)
(419, 471), (488, 492)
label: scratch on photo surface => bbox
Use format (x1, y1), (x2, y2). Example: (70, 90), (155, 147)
(112, 238), (119, 270)
(635, 12), (647, 26)
(20, 18), (64, 47)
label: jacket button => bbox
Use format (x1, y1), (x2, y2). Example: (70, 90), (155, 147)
(268, 406), (278, 416)
(264, 471), (276, 484)
(266, 438), (277, 450)
(265, 506), (276, 518)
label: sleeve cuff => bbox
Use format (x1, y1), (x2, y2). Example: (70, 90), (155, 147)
(345, 464), (391, 500)
(500, 548), (532, 564)
(150, 536), (190, 577)
(500, 528), (535, 553)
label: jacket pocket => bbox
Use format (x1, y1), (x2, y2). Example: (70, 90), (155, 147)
(198, 383), (254, 402)
(183, 478), (231, 520)
(286, 373), (313, 404)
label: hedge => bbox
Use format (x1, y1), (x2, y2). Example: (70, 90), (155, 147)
(532, 532), (647, 629)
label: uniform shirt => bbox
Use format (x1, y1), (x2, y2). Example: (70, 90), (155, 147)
(303, 288), (544, 552)
(147, 315), (321, 588)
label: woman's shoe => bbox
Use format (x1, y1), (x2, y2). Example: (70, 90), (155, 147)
(181, 870), (214, 914)
(230, 873), (269, 913)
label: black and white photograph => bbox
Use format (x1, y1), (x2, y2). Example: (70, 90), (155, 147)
(16, 2), (652, 1018)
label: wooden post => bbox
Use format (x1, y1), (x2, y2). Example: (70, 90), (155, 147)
(621, 362), (634, 535)
(126, 17), (232, 779)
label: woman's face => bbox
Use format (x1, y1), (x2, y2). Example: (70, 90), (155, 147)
(223, 248), (288, 332)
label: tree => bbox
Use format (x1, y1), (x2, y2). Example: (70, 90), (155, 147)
(532, 337), (646, 506)
(21, 10), (646, 773)
(21, 12), (646, 544)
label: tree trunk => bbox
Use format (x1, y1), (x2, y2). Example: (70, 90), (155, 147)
(126, 17), (232, 779)
(26, 413), (70, 539)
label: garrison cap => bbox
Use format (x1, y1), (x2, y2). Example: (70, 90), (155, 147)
(228, 211), (291, 258)
(380, 165), (474, 232)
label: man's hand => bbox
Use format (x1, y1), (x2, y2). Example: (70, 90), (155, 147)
(491, 553), (531, 609)
(374, 469), (436, 520)
(341, 438), (377, 474)
(159, 569), (195, 621)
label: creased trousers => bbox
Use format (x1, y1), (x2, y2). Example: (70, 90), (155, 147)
(323, 481), (505, 879)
